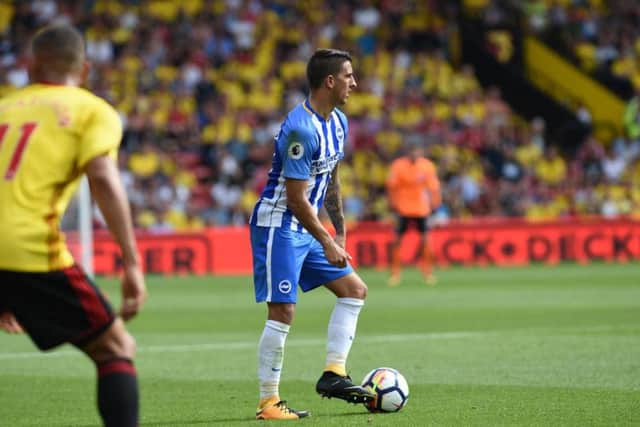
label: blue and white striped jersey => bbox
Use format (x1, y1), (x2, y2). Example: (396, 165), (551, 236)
(250, 99), (348, 232)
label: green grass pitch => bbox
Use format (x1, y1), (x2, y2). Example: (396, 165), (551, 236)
(1, 263), (639, 426)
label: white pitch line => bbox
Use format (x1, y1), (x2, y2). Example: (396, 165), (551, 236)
(1, 326), (637, 361)
(0, 331), (478, 361)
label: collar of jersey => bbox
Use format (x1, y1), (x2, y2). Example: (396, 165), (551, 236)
(34, 80), (67, 86)
(303, 98), (332, 122)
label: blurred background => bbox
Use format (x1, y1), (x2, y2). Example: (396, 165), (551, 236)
(1, 5), (639, 425)
(1, 0), (639, 233)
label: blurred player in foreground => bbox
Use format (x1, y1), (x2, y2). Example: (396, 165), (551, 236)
(386, 142), (441, 286)
(0, 25), (146, 427)
(249, 49), (375, 420)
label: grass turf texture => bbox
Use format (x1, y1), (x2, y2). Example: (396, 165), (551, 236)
(1, 263), (639, 426)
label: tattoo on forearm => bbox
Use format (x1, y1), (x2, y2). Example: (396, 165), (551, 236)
(324, 173), (345, 235)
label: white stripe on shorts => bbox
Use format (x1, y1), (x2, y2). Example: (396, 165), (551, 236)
(265, 227), (276, 302)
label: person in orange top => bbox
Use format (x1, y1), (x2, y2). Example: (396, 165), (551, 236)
(386, 143), (441, 286)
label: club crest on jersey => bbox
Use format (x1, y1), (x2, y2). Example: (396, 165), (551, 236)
(278, 280), (292, 294)
(288, 142), (304, 160)
(336, 126), (344, 143)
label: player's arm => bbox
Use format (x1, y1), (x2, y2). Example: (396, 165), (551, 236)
(85, 154), (146, 320)
(386, 161), (400, 211)
(324, 162), (346, 248)
(286, 179), (351, 267)
(281, 126), (350, 267)
(80, 102), (146, 320)
(427, 163), (442, 210)
(386, 161), (399, 192)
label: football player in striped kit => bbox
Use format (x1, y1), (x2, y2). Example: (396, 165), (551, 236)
(250, 49), (374, 420)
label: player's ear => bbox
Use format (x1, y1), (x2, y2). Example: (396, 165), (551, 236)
(325, 74), (335, 89)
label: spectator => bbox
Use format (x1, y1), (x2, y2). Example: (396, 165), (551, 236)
(535, 145), (567, 186)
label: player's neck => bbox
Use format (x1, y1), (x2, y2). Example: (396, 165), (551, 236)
(31, 73), (80, 86)
(308, 94), (334, 121)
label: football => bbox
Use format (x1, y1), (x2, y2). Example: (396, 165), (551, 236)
(361, 367), (410, 413)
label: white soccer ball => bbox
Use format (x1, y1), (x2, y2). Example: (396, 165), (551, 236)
(361, 367), (409, 413)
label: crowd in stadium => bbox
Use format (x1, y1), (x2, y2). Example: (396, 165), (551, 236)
(524, 0), (640, 95)
(2, 0), (640, 231)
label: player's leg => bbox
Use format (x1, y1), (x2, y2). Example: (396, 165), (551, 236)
(323, 272), (367, 375)
(0, 294), (23, 333)
(257, 302), (293, 411)
(65, 266), (139, 427)
(389, 215), (408, 286)
(417, 217), (437, 285)
(0, 311), (23, 333)
(2, 266), (139, 427)
(79, 318), (139, 427)
(299, 244), (374, 404)
(317, 273), (374, 403)
(251, 226), (309, 420)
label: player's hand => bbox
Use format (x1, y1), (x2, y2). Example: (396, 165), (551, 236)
(334, 234), (346, 249)
(0, 312), (24, 334)
(323, 239), (352, 268)
(120, 264), (147, 321)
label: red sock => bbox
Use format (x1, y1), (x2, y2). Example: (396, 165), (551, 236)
(422, 245), (433, 276)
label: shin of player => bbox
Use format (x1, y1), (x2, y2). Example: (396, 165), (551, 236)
(0, 25), (146, 427)
(251, 49), (373, 420)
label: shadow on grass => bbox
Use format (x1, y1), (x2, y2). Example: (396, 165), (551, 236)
(141, 418), (251, 425)
(140, 410), (370, 425)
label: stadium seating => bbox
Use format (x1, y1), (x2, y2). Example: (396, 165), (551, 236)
(1, 0), (639, 229)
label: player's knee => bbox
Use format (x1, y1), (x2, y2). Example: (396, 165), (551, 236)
(342, 279), (368, 300)
(268, 303), (295, 325)
(82, 319), (136, 363)
(119, 330), (137, 359)
(347, 274), (368, 300)
(327, 273), (368, 299)
(101, 329), (136, 361)
(352, 282), (368, 300)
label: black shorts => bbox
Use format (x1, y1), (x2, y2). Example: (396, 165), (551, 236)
(396, 215), (429, 235)
(0, 265), (115, 351)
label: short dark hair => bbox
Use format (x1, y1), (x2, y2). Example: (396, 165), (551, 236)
(306, 49), (352, 90)
(31, 25), (85, 75)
